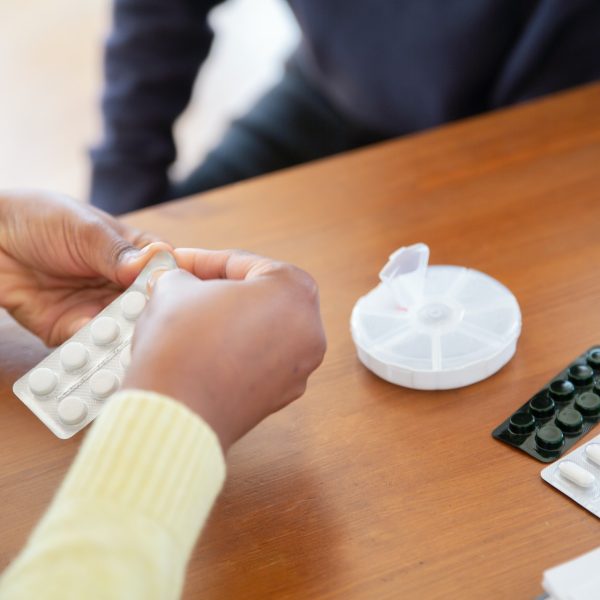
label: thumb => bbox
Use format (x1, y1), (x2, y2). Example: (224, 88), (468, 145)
(151, 267), (200, 298)
(114, 241), (174, 287)
(82, 219), (173, 287)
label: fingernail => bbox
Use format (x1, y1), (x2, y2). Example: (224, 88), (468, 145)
(120, 246), (144, 266)
(133, 242), (174, 264)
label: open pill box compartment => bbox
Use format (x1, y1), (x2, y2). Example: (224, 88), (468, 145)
(541, 432), (600, 518)
(492, 347), (600, 463)
(12, 251), (176, 439)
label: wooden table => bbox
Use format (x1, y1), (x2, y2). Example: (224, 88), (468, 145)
(2, 83), (600, 599)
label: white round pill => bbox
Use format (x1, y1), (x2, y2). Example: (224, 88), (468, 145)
(120, 345), (132, 369)
(28, 368), (58, 396)
(57, 396), (88, 425)
(585, 444), (600, 467)
(558, 461), (595, 488)
(91, 317), (120, 345)
(121, 291), (147, 320)
(90, 370), (119, 398)
(60, 342), (89, 371)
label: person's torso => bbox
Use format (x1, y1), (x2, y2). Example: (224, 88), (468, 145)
(287, 0), (600, 134)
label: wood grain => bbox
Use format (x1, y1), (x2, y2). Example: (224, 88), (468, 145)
(2, 83), (600, 599)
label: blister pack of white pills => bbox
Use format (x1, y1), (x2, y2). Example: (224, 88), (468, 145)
(13, 251), (176, 439)
(541, 433), (600, 518)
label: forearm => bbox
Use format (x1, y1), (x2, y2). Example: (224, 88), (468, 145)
(0, 391), (225, 600)
(91, 0), (222, 213)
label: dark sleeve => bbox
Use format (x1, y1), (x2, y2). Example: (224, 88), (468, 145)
(90, 0), (222, 214)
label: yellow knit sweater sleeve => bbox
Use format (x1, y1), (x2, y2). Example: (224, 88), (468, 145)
(0, 390), (226, 600)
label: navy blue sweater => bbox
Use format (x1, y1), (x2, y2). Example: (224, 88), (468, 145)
(90, 0), (600, 213)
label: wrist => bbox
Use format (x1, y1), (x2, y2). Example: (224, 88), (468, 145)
(122, 369), (233, 452)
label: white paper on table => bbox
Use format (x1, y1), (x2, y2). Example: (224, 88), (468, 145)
(543, 547), (600, 599)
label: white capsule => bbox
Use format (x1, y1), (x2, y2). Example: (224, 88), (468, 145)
(90, 370), (119, 399)
(57, 396), (88, 425)
(585, 444), (600, 467)
(558, 461), (595, 488)
(120, 345), (131, 369)
(60, 342), (89, 371)
(121, 291), (147, 321)
(91, 317), (120, 345)
(28, 368), (58, 396)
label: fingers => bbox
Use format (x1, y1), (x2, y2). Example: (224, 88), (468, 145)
(145, 265), (177, 293)
(114, 241), (174, 287)
(131, 231), (166, 249)
(73, 203), (172, 287)
(88, 204), (163, 248)
(100, 209), (169, 253)
(67, 316), (93, 338)
(172, 249), (319, 307)
(45, 291), (119, 346)
(101, 217), (172, 283)
(150, 267), (197, 298)
(83, 221), (172, 287)
(174, 248), (281, 281)
(122, 224), (167, 249)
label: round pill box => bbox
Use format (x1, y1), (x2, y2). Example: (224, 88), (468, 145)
(350, 244), (522, 390)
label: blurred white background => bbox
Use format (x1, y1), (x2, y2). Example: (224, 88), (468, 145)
(0, 0), (299, 200)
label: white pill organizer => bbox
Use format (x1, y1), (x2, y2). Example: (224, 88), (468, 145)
(350, 243), (522, 390)
(541, 432), (600, 518)
(13, 251), (177, 439)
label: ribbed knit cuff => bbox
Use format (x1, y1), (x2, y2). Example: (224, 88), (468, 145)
(50, 390), (226, 556)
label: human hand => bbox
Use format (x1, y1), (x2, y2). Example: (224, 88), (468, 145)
(124, 249), (327, 451)
(0, 189), (171, 346)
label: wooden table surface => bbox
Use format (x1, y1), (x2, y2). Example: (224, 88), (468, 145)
(2, 83), (600, 599)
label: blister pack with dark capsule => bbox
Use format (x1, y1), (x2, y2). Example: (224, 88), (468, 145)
(492, 347), (600, 462)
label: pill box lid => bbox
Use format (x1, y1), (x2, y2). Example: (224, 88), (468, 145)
(350, 244), (522, 390)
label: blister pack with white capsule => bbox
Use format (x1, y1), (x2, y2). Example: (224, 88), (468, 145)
(541, 432), (600, 518)
(12, 251), (176, 438)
